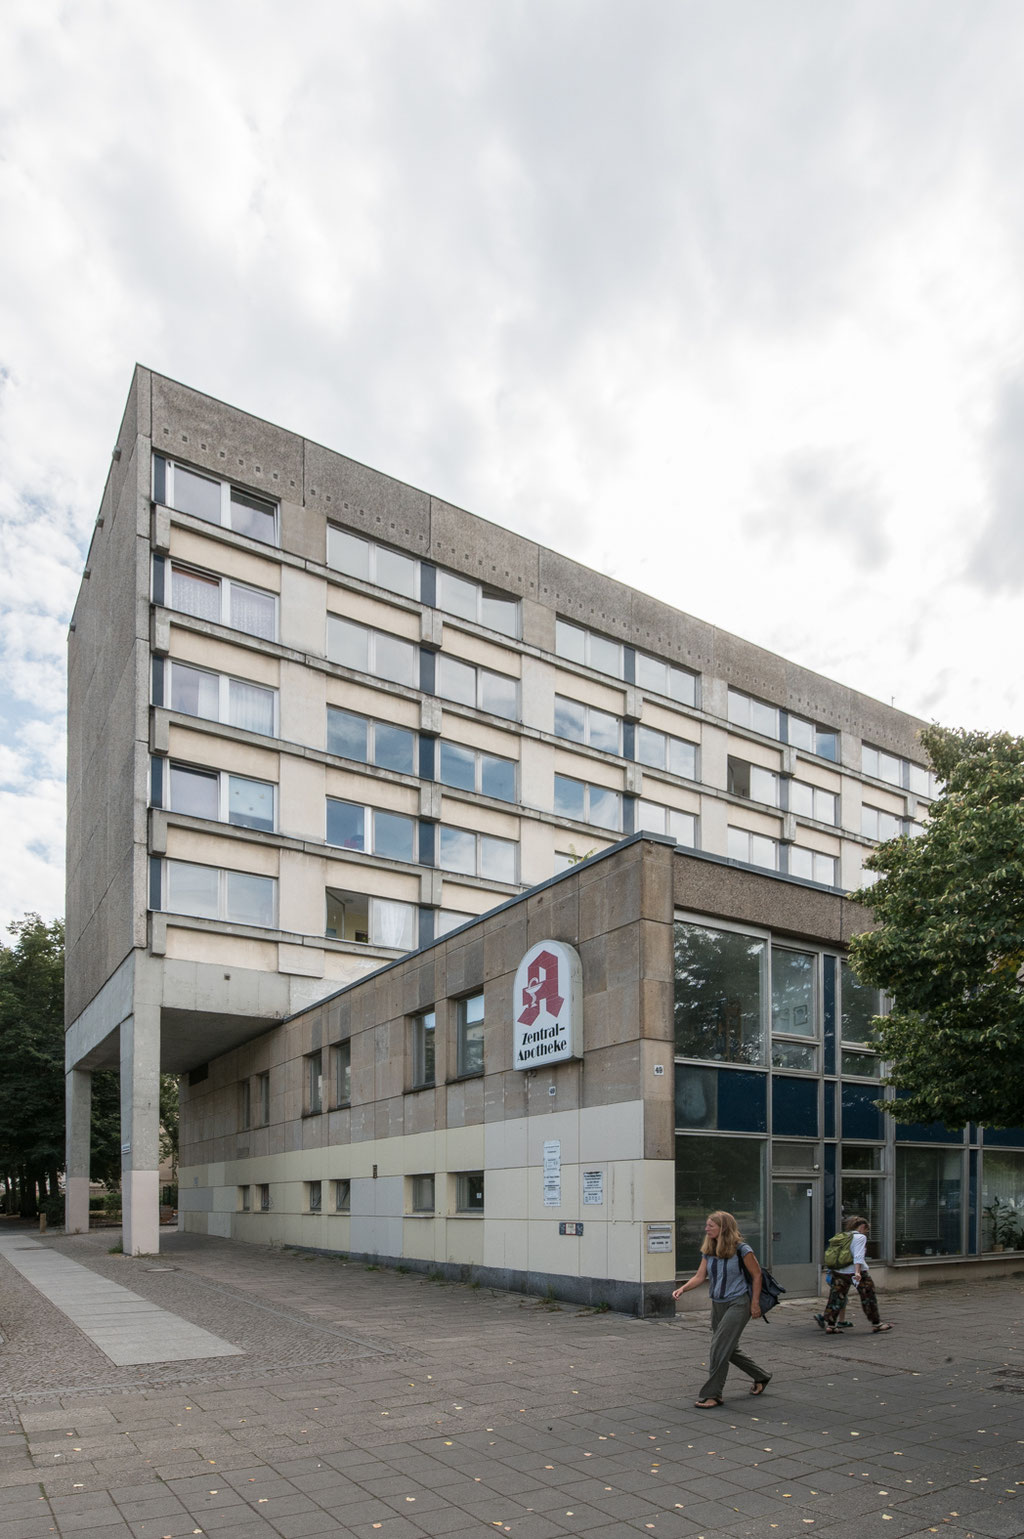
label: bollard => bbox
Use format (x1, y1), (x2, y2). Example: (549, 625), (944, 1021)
(39, 1213), (47, 1233)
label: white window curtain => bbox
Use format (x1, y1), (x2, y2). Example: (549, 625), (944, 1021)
(229, 585), (276, 640)
(370, 898), (415, 949)
(227, 679), (275, 735)
(171, 568), (220, 622)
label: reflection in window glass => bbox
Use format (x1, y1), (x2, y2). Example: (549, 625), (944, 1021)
(439, 826), (475, 874)
(840, 1175), (883, 1258)
(789, 847), (838, 885)
(457, 1170), (485, 1210)
(226, 870), (276, 927)
(727, 827), (779, 870)
(841, 1049), (882, 1077)
(895, 1147), (963, 1257)
(173, 466), (222, 522)
(375, 545), (418, 598)
(437, 655), (475, 706)
(841, 961), (881, 1042)
(675, 1134), (765, 1263)
(228, 776), (274, 831)
(440, 742), (475, 791)
(771, 949), (816, 1037)
(374, 809), (415, 863)
(772, 1141), (818, 1169)
(480, 669), (517, 719)
(554, 697), (586, 742)
(412, 1174), (435, 1212)
(480, 754), (515, 801)
(167, 861), (218, 918)
(230, 490), (276, 544)
(981, 1150), (1024, 1251)
(554, 774), (586, 820)
(480, 835), (516, 883)
(457, 994), (485, 1076)
(169, 765), (218, 819)
(375, 723), (416, 773)
(169, 663), (219, 720)
(636, 801), (697, 847)
(326, 800), (365, 850)
(674, 922), (766, 1065)
(771, 1040), (817, 1070)
(412, 1011), (435, 1087)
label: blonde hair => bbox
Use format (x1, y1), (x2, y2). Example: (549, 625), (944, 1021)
(700, 1210), (743, 1258)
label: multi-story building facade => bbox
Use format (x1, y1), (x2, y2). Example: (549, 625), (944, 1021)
(65, 368), (1023, 1291)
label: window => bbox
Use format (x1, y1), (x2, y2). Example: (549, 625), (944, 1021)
(307, 1180), (322, 1213)
(727, 689), (780, 738)
(637, 727), (697, 780)
(554, 619), (624, 677)
(554, 696), (621, 754)
(554, 773), (622, 831)
(771, 948), (818, 1071)
(327, 616), (418, 687)
(334, 1178), (351, 1212)
(166, 764), (275, 832)
(727, 758), (779, 806)
(840, 960), (883, 1075)
(788, 847), (838, 886)
(239, 1080), (252, 1131)
(305, 1051), (323, 1115)
(786, 715), (839, 761)
(258, 1183), (271, 1212)
(334, 1040), (351, 1106)
(895, 1147), (963, 1257)
(981, 1150), (1024, 1251)
(861, 805), (905, 841)
(435, 908), (474, 938)
(438, 741), (516, 802)
(437, 570), (518, 637)
(727, 827), (779, 871)
(166, 562), (277, 641)
(238, 1185), (251, 1212)
(154, 457), (278, 545)
(636, 801), (697, 847)
(412, 1011), (436, 1088)
(411, 1174), (435, 1213)
(457, 993), (485, 1076)
(326, 799), (417, 862)
(863, 745), (938, 797)
(675, 1135), (765, 1260)
(789, 780), (838, 824)
(674, 922), (766, 1065)
(327, 528), (420, 599)
(162, 861), (277, 928)
(636, 651), (698, 707)
(840, 1148), (884, 1258)
(728, 689), (837, 760)
(166, 661), (276, 736)
(257, 1072), (270, 1126)
(325, 889), (417, 949)
(327, 708), (416, 774)
(437, 655), (518, 719)
(456, 1171), (485, 1212)
(438, 826), (517, 882)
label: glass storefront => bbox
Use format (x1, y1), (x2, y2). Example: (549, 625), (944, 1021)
(674, 914), (1024, 1279)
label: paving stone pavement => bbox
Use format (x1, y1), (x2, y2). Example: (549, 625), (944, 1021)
(1, 1225), (1022, 1539)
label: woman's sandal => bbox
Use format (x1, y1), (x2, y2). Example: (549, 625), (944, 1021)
(749, 1378), (771, 1396)
(872, 1323), (894, 1332)
(694, 1397), (723, 1409)
(824, 1326), (839, 1333)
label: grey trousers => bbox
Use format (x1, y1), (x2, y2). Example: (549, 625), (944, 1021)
(699, 1297), (770, 1401)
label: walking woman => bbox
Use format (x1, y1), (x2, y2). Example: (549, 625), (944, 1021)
(818, 1216), (893, 1334)
(673, 1211), (772, 1409)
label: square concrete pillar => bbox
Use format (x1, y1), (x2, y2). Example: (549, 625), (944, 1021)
(65, 1067), (92, 1234)
(120, 1008), (162, 1255)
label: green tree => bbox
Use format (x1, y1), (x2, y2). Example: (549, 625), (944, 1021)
(0, 915), (66, 1214)
(850, 725), (1024, 1128)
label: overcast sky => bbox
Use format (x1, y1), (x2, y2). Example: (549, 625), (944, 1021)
(2, 0), (1023, 931)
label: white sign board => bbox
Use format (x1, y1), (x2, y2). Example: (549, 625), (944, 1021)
(512, 940), (583, 1070)
(543, 1139), (561, 1207)
(646, 1224), (673, 1253)
(582, 1169), (604, 1205)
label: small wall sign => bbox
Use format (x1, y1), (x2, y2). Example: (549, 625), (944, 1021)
(646, 1224), (673, 1253)
(513, 940), (583, 1069)
(582, 1169), (604, 1205)
(559, 1221), (584, 1236)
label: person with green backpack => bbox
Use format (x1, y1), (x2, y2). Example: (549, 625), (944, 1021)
(815, 1216), (893, 1334)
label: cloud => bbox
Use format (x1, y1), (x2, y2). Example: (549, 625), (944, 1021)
(968, 370), (1024, 592)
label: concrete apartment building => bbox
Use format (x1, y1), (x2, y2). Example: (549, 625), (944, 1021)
(65, 367), (1024, 1303)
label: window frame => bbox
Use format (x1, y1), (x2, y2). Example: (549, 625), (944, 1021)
(334, 1178), (351, 1213)
(327, 527), (421, 599)
(437, 739), (517, 802)
(436, 654), (519, 720)
(637, 725), (698, 780)
(411, 1010), (436, 1089)
(305, 1050), (324, 1116)
(726, 826), (780, 872)
(164, 761), (276, 833)
(325, 798), (418, 863)
(438, 824), (518, 883)
(553, 695), (623, 755)
(789, 779), (838, 825)
(553, 772), (623, 832)
(257, 1071), (270, 1126)
(326, 706), (417, 775)
(787, 846), (839, 886)
(165, 561), (278, 642)
(554, 618), (625, 678)
(333, 1040), (352, 1107)
(165, 660), (278, 737)
(155, 456), (280, 546)
(456, 993), (485, 1078)
(327, 615), (419, 687)
(307, 1180), (322, 1214)
(410, 1173), (436, 1213)
(635, 800), (698, 847)
(455, 1170), (485, 1213)
(160, 859), (278, 928)
(436, 568), (519, 638)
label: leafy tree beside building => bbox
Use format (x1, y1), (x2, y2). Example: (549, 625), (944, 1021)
(850, 725), (1024, 1129)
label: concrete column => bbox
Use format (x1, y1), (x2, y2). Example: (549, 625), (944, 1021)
(65, 1067), (93, 1233)
(120, 1007), (161, 1255)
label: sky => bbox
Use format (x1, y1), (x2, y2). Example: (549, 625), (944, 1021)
(2, 0), (1023, 933)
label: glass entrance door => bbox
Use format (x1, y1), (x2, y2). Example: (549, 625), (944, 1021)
(770, 1178), (819, 1295)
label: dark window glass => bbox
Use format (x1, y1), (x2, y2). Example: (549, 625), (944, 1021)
(675, 1135), (765, 1263)
(326, 800), (365, 851)
(440, 741), (476, 791)
(327, 709), (368, 762)
(481, 754), (515, 801)
(375, 723), (415, 774)
(674, 922), (766, 1065)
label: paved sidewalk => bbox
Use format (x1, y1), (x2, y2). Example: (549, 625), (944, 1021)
(1, 1228), (1022, 1539)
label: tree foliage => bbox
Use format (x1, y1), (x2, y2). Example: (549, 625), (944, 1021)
(850, 725), (1024, 1129)
(0, 915), (66, 1211)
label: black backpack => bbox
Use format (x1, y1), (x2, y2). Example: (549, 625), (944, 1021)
(741, 1250), (786, 1318)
